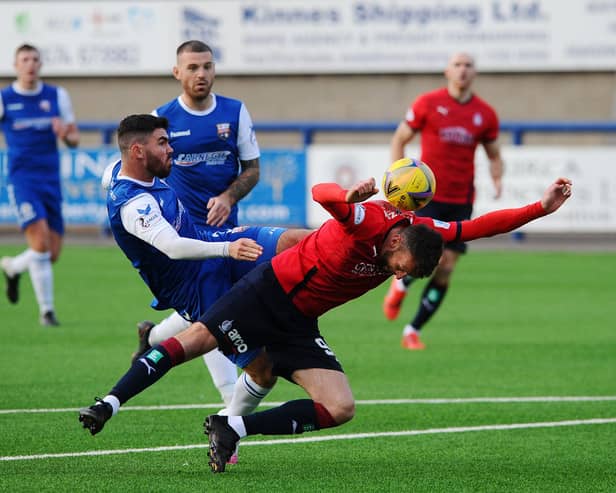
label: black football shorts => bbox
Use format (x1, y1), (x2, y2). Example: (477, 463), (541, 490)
(200, 262), (343, 381)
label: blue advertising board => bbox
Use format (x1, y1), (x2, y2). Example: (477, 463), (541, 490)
(0, 148), (306, 228)
(238, 149), (306, 227)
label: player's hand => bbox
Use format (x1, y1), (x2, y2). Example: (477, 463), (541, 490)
(228, 238), (263, 261)
(541, 177), (572, 214)
(51, 118), (79, 147)
(206, 195), (233, 227)
(345, 177), (379, 203)
(51, 117), (68, 139)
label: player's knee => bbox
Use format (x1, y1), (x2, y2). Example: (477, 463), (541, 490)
(244, 351), (276, 387)
(276, 229), (312, 254)
(178, 322), (218, 359)
(328, 398), (356, 425)
(245, 366), (277, 388)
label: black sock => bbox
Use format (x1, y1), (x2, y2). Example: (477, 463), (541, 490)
(401, 274), (415, 288)
(411, 279), (448, 330)
(243, 399), (321, 435)
(109, 345), (175, 404)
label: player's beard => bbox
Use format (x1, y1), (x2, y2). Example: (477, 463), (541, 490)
(146, 150), (172, 179)
(376, 251), (393, 274)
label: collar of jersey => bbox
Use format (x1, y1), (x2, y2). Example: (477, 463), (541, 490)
(177, 93), (217, 116)
(12, 81), (43, 96)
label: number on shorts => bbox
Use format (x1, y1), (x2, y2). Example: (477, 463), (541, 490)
(315, 337), (335, 356)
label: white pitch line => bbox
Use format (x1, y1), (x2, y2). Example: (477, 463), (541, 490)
(1, 395), (616, 415)
(2, 417), (616, 462)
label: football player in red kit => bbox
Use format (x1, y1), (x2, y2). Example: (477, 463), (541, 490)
(384, 52), (505, 350)
(79, 174), (571, 473)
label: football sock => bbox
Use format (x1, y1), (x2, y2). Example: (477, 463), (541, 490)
(241, 399), (336, 436)
(402, 324), (419, 336)
(101, 395), (121, 416)
(6, 248), (34, 275)
(148, 311), (191, 346)
(400, 274), (415, 289)
(203, 348), (238, 406)
(411, 278), (448, 330)
(227, 415), (247, 438)
(110, 338), (185, 405)
(221, 372), (273, 416)
(28, 250), (54, 313)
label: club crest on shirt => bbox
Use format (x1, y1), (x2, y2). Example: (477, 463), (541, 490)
(216, 123), (231, 140)
(473, 112), (483, 126)
(39, 99), (51, 112)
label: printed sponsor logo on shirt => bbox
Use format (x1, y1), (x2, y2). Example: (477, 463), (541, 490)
(137, 204), (151, 215)
(136, 203), (160, 230)
(216, 123), (231, 139)
(382, 206), (401, 220)
(439, 126), (474, 146)
(354, 204), (365, 225)
(12, 116), (53, 130)
(6, 103), (24, 111)
(170, 129), (191, 138)
(351, 262), (384, 277)
(175, 151), (231, 166)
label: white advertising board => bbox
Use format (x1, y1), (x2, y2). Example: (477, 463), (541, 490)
(1, 1), (616, 75)
(307, 145), (616, 233)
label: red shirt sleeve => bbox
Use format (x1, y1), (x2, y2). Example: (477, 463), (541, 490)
(311, 182), (354, 223)
(411, 202), (547, 242)
(407, 93), (428, 130)
(482, 105), (500, 142)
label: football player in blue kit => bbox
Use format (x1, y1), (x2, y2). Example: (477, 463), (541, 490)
(134, 40), (308, 417)
(102, 114), (309, 463)
(105, 115), (264, 325)
(155, 39), (260, 233)
(1, 44), (80, 326)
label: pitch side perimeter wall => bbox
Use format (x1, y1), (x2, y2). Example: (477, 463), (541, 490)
(306, 145), (616, 233)
(1, 145), (615, 233)
(1, 0), (616, 147)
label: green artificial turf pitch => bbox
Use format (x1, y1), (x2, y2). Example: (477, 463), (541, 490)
(1, 245), (615, 492)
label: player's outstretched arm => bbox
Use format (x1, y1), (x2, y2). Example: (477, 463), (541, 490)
(422, 177), (573, 243)
(540, 177), (572, 214)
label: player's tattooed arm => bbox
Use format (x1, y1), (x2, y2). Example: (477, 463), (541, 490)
(227, 158), (260, 203)
(206, 158), (260, 227)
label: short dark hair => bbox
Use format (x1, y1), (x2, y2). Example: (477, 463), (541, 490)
(401, 224), (443, 278)
(176, 40), (212, 56)
(117, 114), (168, 153)
(15, 44), (39, 57)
